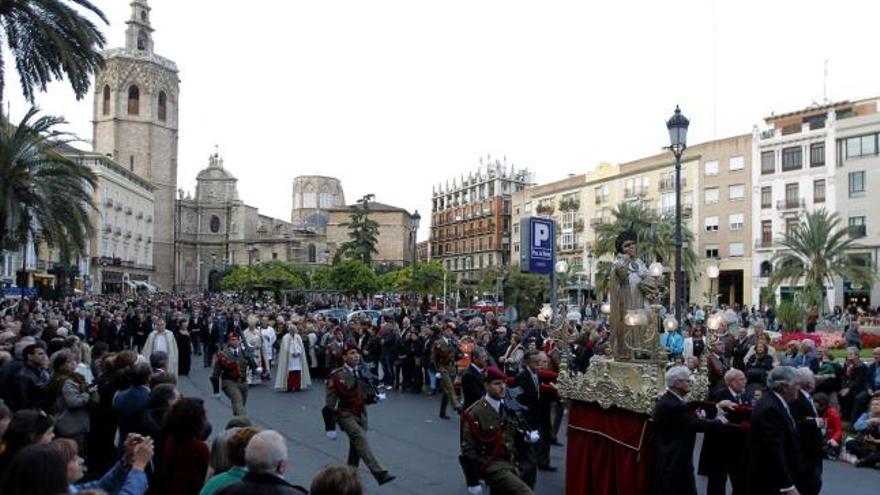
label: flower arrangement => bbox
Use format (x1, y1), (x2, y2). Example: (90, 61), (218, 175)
(861, 332), (880, 349)
(777, 332), (823, 349)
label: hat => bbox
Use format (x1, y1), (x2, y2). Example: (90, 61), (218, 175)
(344, 342), (360, 354)
(615, 230), (638, 254)
(485, 366), (507, 382)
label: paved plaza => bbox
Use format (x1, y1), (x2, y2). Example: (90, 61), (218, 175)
(180, 365), (879, 495)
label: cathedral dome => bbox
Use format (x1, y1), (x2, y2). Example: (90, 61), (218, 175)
(196, 153), (236, 181)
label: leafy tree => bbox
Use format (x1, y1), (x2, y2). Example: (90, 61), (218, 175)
(330, 259), (379, 296)
(306, 265), (333, 291)
(411, 261), (446, 295)
(593, 202), (697, 298)
(776, 300), (803, 332)
(378, 267), (411, 292)
(338, 194), (379, 265)
(769, 209), (875, 314)
(0, 109), (97, 265)
(0, 0), (109, 102)
(502, 266), (549, 320)
(220, 266), (257, 292)
(256, 261), (305, 300)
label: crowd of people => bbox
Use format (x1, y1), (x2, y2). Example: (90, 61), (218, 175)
(0, 290), (878, 494)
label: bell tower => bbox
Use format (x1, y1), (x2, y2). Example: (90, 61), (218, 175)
(92, 0), (180, 289)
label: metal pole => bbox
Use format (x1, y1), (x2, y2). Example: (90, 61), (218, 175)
(443, 270), (447, 315)
(550, 271), (557, 323)
(674, 153), (684, 326)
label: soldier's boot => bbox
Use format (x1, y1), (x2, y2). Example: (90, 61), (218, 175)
(440, 394), (450, 419)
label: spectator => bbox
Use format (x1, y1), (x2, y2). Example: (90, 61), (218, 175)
(216, 429), (308, 495)
(161, 398), (210, 495)
(47, 349), (97, 452)
(138, 383), (180, 494)
(795, 340), (819, 372)
(501, 333), (524, 375)
(0, 409), (55, 473)
(813, 393), (843, 459)
(842, 396), (880, 468)
(52, 434), (152, 495)
(814, 348), (843, 396)
(1, 444), (70, 495)
(745, 341), (774, 388)
(780, 341), (800, 367)
(310, 464), (363, 495)
(840, 347), (868, 422)
(14, 342), (50, 410)
(683, 326), (706, 361)
(791, 368), (823, 495)
(114, 362), (153, 449)
(854, 347), (880, 421)
(200, 426), (261, 495)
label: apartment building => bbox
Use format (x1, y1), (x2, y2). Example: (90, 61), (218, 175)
(751, 97), (880, 308)
(430, 157), (533, 285)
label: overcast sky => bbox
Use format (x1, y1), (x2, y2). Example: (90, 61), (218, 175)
(6, 0), (880, 241)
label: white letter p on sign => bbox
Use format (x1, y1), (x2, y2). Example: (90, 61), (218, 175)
(534, 223), (549, 247)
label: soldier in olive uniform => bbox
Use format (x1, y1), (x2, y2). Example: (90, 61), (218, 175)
(325, 343), (396, 486)
(212, 332), (257, 416)
(433, 322), (461, 419)
(460, 367), (534, 495)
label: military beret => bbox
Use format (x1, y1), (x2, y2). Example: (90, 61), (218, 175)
(344, 342), (360, 353)
(484, 366), (507, 382)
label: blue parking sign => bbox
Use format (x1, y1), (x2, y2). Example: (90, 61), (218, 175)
(520, 217), (555, 274)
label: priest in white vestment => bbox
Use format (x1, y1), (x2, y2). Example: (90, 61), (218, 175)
(142, 318), (179, 377)
(275, 323), (311, 391)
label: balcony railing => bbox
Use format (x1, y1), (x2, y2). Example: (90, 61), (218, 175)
(659, 177), (687, 191)
(590, 217), (609, 227)
(755, 239), (773, 249)
(849, 225), (867, 238)
(777, 198), (806, 210)
(624, 186), (649, 198)
(124, 207), (133, 215)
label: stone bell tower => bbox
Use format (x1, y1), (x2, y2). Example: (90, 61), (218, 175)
(92, 0), (180, 289)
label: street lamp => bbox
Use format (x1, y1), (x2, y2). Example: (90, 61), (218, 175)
(411, 210), (421, 266)
(707, 264), (720, 309)
(666, 105), (690, 327)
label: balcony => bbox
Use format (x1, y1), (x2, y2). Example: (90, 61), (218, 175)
(594, 195), (608, 205)
(777, 198), (806, 210)
(124, 231), (132, 239)
(849, 225), (867, 238)
(136, 234), (143, 242)
(146, 215), (153, 223)
(114, 201), (123, 211)
(659, 177), (688, 191)
(624, 187), (648, 198)
(760, 129), (777, 140)
(124, 207), (133, 215)
(103, 198), (114, 207)
(136, 211), (144, 220)
(590, 217), (609, 227)
(755, 239), (773, 249)
(114, 227), (122, 237)
(103, 224), (113, 234)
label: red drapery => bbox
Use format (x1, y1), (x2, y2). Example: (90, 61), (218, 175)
(565, 401), (653, 495)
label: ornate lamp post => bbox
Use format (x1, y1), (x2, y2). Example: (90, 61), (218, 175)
(707, 264), (720, 309)
(666, 106), (690, 327)
(411, 210), (421, 266)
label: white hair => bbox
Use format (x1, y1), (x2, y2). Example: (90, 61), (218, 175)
(800, 339), (816, 350)
(665, 366), (691, 388)
(793, 367), (815, 386)
(724, 368), (745, 385)
(245, 430), (288, 474)
(767, 366), (796, 392)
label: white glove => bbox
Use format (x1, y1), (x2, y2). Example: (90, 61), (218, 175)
(526, 430), (540, 444)
(467, 485), (483, 495)
(325, 430), (338, 440)
(256, 367), (263, 374)
(435, 372), (442, 379)
(377, 393), (387, 401)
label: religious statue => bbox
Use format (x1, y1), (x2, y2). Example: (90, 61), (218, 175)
(609, 231), (665, 359)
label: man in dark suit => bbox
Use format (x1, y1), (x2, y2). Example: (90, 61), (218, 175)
(653, 365), (730, 495)
(743, 366), (804, 495)
(699, 368), (748, 495)
(461, 347), (487, 410)
(203, 313), (223, 367)
(101, 314), (128, 351)
(515, 349), (554, 487)
(112, 362), (152, 449)
(791, 368), (823, 495)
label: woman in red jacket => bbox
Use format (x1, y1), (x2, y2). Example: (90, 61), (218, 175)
(814, 392), (843, 459)
(161, 398), (210, 495)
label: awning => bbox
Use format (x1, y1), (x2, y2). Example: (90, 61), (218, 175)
(125, 281), (137, 289)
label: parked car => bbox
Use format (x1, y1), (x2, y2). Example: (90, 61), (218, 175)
(348, 310), (382, 327)
(314, 308), (350, 322)
(455, 308), (481, 320)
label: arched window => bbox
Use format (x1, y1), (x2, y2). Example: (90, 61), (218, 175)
(102, 85), (110, 115)
(760, 261), (773, 278)
(140, 10), (147, 22)
(127, 85), (140, 115)
(158, 91), (167, 122)
(308, 244), (317, 263)
(137, 30), (148, 50)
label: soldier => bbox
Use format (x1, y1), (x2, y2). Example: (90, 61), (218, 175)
(325, 343), (396, 486)
(212, 331), (259, 416)
(432, 322), (461, 419)
(460, 367), (534, 495)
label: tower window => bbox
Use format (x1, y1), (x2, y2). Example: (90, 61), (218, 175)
(102, 85), (110, 115)
(141, 11), (147, 22)
(158, 91), (167, 122)
(129, 155), (134, 171)
(137, 30), (148, 50)
(308, 244), (317, 263)
(127, 85), (140, 115)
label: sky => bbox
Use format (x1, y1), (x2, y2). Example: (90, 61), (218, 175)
(5, 0), (880, 241)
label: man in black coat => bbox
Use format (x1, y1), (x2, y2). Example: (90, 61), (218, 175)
(653, 365), (730, 495)
(791, 368), (823, 495)
(203, 313), (223, 367)
(698, 368), (749, 495)
(743, 366), (804, 495)
(514, 350), (555, 483)
(216, 430), (308, 495)
(461, 347), (487, 410)
(100, 314), (128, 351)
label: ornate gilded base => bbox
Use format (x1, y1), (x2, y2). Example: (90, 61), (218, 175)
(557, 360), (709, 415)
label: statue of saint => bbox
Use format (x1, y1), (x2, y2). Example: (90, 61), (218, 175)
(609, 231), (664, 359)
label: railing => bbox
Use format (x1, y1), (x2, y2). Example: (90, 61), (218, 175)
(849, 225), (867, 238)
(755, 239), (773, 249)
(760, 129), (776, 140)
(777, 198), (806, 210)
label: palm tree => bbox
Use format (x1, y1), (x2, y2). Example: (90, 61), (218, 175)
(0, 0), (108, 102)
(593, 202), (698, 290)
(769, 208), (875, 313)
(0, 108), (97, 267)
